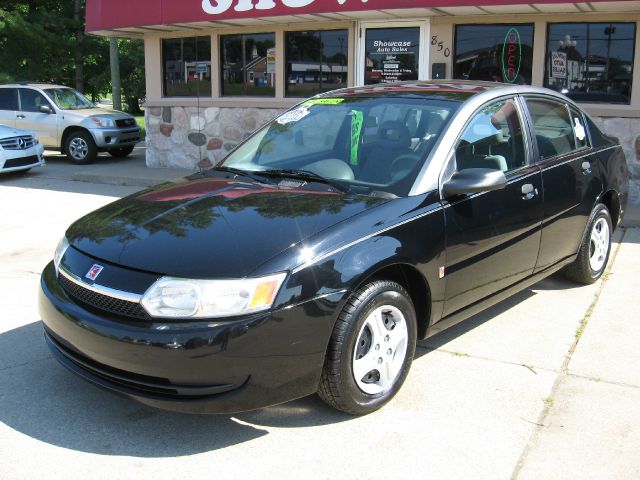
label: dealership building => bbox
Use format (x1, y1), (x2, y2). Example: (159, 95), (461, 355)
(86, 0), (640, 201)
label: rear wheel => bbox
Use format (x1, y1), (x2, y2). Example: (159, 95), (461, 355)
(563, 203), (612, 284)
(108, 146), (135, 158)
(64, 130), (97, 164)
(318, 280), (417, 415)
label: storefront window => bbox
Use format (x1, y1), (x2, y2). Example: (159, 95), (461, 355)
(453, 24), (534, 84)
(221, 33), (276, 97)
(162, 36), (212, 97)
(285, 29), (348, 97)
(545, 23), (635, 104)
(364, 27), (420, 84)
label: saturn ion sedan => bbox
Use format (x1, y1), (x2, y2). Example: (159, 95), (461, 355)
(40, 81), (629, 415)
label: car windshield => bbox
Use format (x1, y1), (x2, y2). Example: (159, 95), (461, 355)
(220, 94), (465, 197)
(44, 88), (95, 110)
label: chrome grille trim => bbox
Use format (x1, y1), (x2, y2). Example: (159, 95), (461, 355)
(58, 266), (143, 303)
(0, 135), (36, 150)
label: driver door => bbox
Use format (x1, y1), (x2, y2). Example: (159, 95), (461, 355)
(16, 88), (58, 147)
(441, 97), (543, 317)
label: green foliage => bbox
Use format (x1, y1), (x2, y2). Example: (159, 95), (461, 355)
(118, 38), (146, 114)
(0, 1), (145, 113)
(0, 1), (78, 85)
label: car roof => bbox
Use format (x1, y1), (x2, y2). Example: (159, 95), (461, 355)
(0, 83), (70, 89)
(318, 80), (575, 106)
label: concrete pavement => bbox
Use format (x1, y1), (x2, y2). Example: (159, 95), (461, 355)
(0, 155), (638, 479)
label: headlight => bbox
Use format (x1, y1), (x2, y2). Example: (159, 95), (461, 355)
(90, 116), (115, 128)
(53, 236), (70, 275)
(141, 273), (287, 319)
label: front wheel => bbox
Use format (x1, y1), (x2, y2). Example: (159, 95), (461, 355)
(318, 280), (417, 415)
(108, 146), (135, 158)
(563, 203), (612, 284)
(64, 130), (97, 164)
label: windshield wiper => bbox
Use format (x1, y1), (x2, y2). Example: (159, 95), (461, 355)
(260, 169), (350, 193)
(214, 166), (272, 184)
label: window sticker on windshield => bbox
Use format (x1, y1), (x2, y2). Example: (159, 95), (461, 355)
(350, 110), (364, 166)
(304, 98), (345, 105)
(573, 117), (586, 142)
(276, 106), (310, 124)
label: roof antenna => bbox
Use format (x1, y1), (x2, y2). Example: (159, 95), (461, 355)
(195, 37), (205, 175)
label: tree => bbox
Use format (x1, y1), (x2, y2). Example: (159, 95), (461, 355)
(118, 38), (145, 114)
(0, 1), (144, 110)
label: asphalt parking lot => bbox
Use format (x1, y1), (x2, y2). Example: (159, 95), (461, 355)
(1, 148), (639, 479)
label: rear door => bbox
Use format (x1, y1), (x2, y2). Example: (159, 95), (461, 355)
(442, 96), (543, 317)
(0, 88), (18, 127)
(16, 88), (58, 147)
(522, 96), (602, 272)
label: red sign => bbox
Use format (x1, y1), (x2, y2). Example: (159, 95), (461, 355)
(86, 0), (612, 32)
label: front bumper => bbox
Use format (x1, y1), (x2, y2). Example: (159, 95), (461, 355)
(89, 127), (140, 149)
(39, 262), (341, 414)
(0, 144), (45, 173)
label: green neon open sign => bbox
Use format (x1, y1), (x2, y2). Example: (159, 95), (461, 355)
(501, 28), (522, 83)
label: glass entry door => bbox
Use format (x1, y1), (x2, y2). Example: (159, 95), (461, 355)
(357, 22), (428, 85)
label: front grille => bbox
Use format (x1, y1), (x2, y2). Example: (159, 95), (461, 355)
(115, 118), (136, 128)
(0, 135), (36, 150)
(59, 273), (149, 320)
(2, 155), (39, 169)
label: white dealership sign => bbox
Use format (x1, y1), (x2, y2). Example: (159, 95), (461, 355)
(202, 0), (368, 14)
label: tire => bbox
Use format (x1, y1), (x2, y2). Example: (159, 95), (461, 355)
(108, 146), (135, 158)
(64, 130), (97, 164)
(318, 280), (417, 415)
(563, 203), (612, 285)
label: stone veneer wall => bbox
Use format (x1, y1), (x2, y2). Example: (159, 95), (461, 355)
(146, 106), (640, 204)
(145, 106), (284, 170)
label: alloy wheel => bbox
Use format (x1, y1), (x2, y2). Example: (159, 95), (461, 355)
(69, 137), (89, 161)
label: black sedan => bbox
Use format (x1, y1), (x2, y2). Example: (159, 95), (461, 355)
(40, 81), (629, 415)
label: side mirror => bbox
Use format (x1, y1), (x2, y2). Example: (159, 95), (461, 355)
(39, 105), (53, 114)
(442, 168), (507, 197)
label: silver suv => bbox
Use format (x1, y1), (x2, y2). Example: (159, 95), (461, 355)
(0, 83), (141, 164)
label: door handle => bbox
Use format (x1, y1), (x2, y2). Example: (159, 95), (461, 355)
(582, 161), (592, 175)
(16, 114), (25, 119)
(521, 183), (538, 200)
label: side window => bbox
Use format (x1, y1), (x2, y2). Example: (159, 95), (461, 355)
(0, 88), (18, 111)
(455, 98), (527, 172)
(19, 89), (50, 113)
(525, 98), (576, 160)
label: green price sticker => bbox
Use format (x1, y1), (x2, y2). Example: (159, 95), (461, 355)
(304, 98), (345, 105)
(349, 110), (363, 166)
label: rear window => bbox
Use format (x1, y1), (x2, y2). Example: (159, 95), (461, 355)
(526, 98), (577, 160)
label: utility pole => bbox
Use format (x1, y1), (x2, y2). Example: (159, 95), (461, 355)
(110, 37), (122, 111)
(74, 0), (84, 92)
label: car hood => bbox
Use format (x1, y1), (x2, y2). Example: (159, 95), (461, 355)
(61, 108), (134, 120)
(0, 124), (32, 138)
(66, 173), (388, 278)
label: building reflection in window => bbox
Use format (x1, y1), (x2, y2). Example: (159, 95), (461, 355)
(221, 33), (276, 97)
(285, 29), (348, 97)
(162, 36), (212, 97)
(453, 24), (534, 85)
(545, 22), (635, 104)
